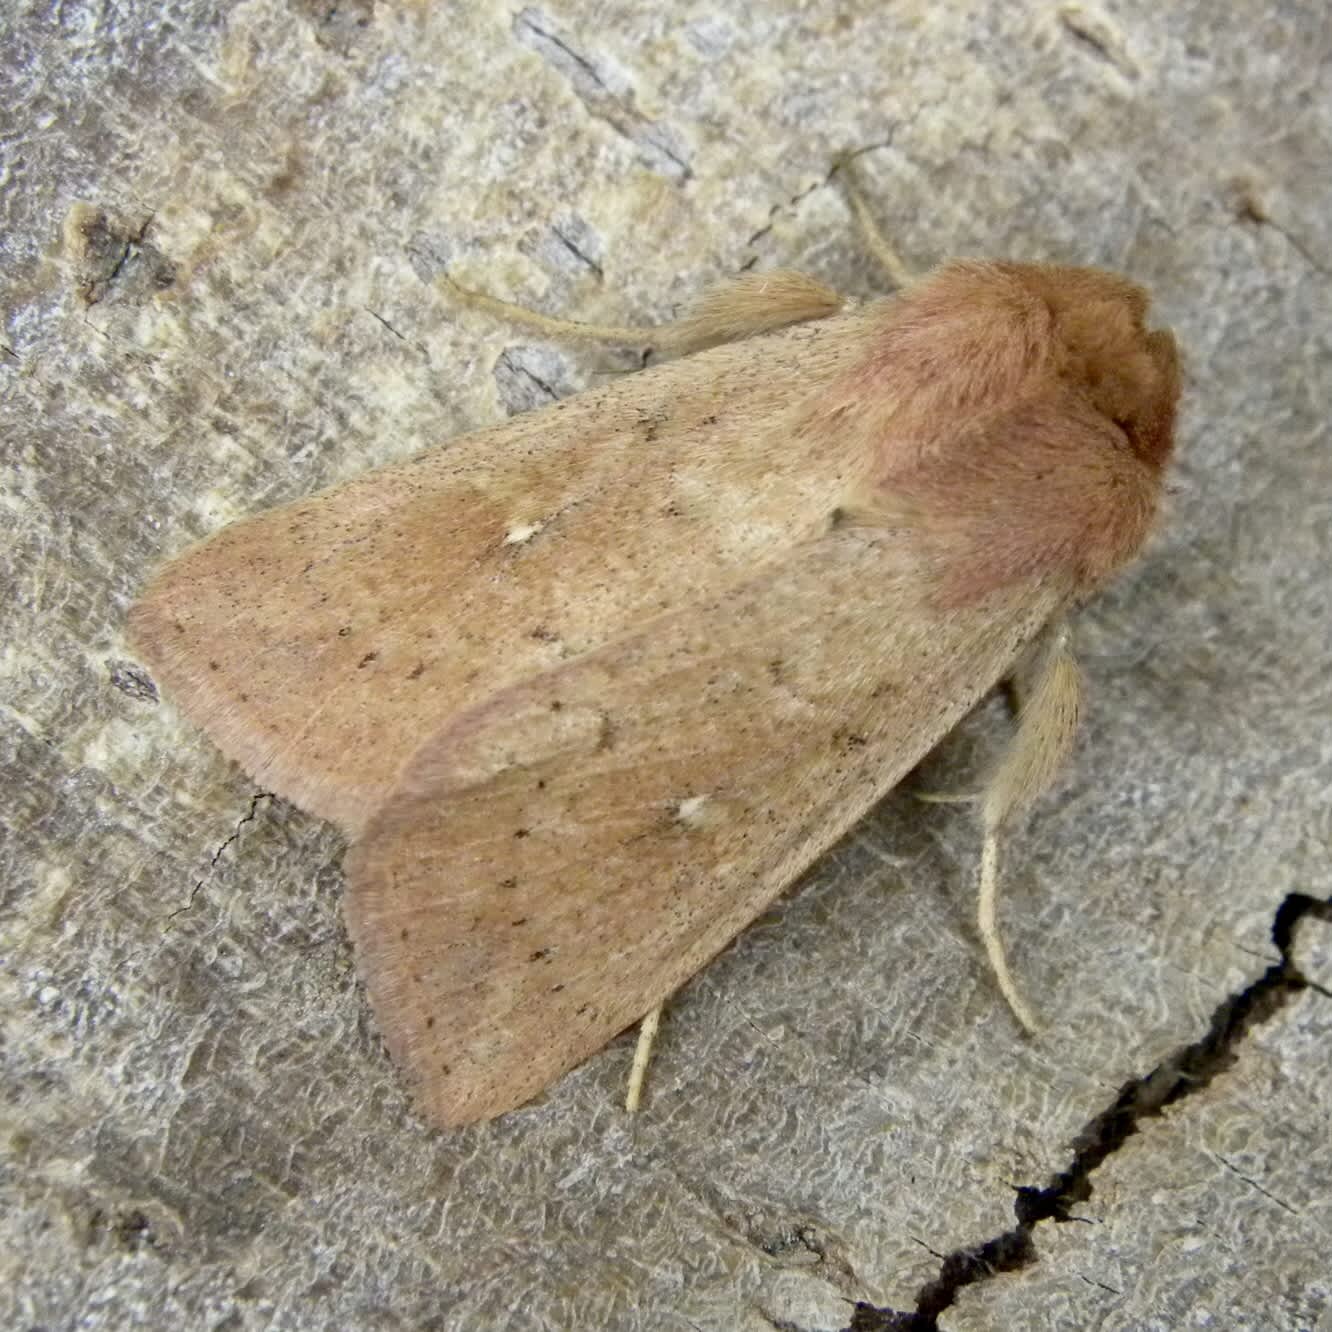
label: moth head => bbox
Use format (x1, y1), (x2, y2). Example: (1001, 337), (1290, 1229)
(1013, 264), (1181, 471)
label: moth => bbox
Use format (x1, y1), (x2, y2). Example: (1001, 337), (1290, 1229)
(130, 186), (1180, 1127)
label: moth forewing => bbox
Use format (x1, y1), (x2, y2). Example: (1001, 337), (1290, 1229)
(127, 307), (887, 834)
(345, 529), (1066, 1127)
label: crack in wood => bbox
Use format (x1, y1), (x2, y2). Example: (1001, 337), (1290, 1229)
(166, 791), (277, 921)
(845, 889), (1332, 1330)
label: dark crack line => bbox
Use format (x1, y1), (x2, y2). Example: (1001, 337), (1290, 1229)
(166, 791), (276, 921)
(745, 177), (826, 249)
(909, 1235), (945, 1261)
(364, 307), (430, 360)
(516, 11), (612, 96)
(513, 9), (691, 181)
(635, 125), (692, 180)
(1211, 1152), (1299, 1216)
(497, 350), (560, 403)
(844, 889), (1332, 1331)
(365, 307), (407, 341)
(549, 223), (604, 278)
(1078, 1273), (1123, 1295)
(742, 135), (901, 265)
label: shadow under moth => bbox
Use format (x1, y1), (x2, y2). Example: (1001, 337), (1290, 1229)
(129, 182), (1181, 1128)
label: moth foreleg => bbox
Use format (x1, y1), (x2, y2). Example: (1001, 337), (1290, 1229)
(977, 620), (1084, 1031)
(665, 269), (843, 352)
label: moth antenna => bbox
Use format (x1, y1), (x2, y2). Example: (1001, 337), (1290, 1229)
(439, 274), (653, 346)
(832, 154), (915, 290)
(439, 270), (842, 357)
(624, 1005), (663, 1113)
(977, 620), (1084, 1031)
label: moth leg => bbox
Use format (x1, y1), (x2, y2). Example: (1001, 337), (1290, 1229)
(624, 1004), (662, 1113)
(833, 154), (915, 290)
(977, 619), (1084, 1032)
(440, 269), (842, 357)
(663, 270), (844, 353)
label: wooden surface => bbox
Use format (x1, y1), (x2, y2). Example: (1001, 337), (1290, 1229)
(3, 1), (1329, 1328)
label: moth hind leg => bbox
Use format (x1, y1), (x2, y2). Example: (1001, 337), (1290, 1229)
(977, 620), (1084, 1032)
(624, 1004), (662, 1113)
(440, 268), (843, 358)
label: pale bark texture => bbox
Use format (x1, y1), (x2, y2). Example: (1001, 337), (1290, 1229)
(3, 2), (1329, 1329)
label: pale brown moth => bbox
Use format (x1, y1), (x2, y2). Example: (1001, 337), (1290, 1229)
(129, 173), (1180, 1127)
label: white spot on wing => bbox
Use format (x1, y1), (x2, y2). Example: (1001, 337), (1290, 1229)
(503, 521), (545, 545)
(675, 794), (711, 826)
